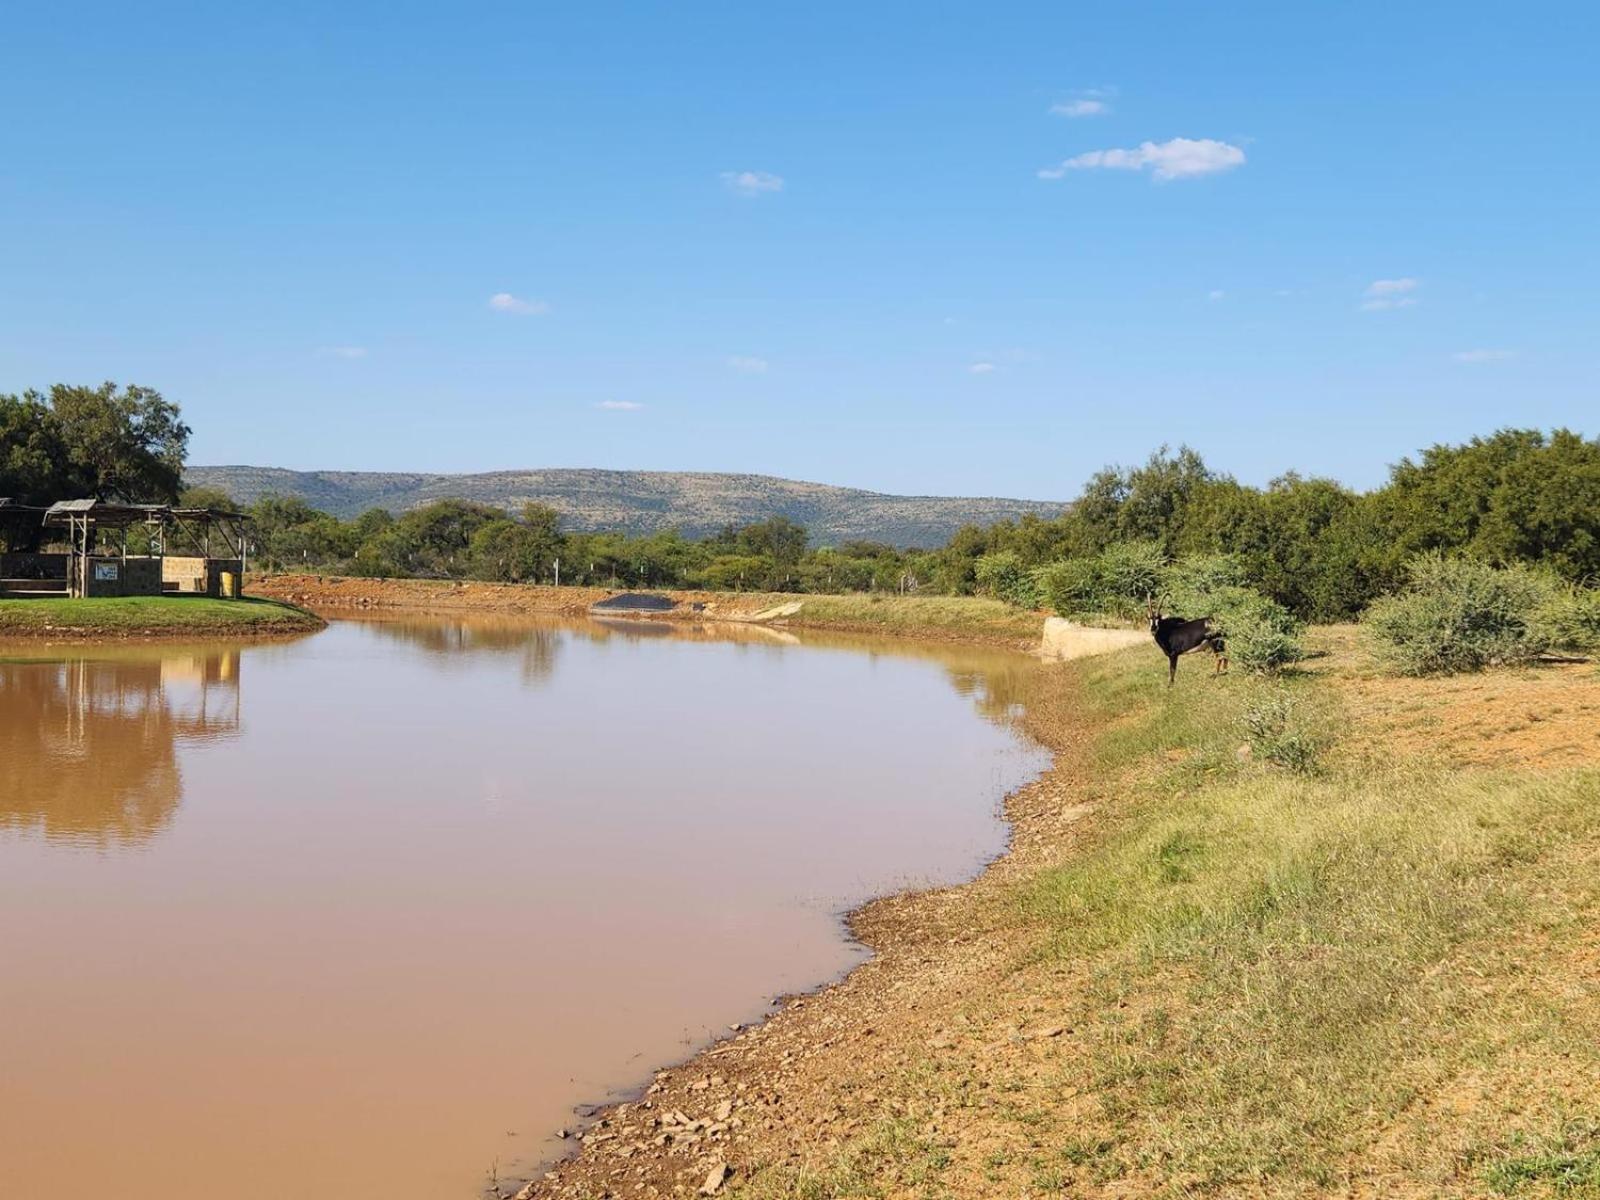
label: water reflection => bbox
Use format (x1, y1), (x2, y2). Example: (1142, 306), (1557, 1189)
(345, 610), (1034, 730)
(358, 616), (565, 684)
(0, 649), (240, 846)
(0, 616), (1046, 1200)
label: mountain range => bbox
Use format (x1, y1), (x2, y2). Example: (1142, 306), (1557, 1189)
(185, 466), (1067, 548)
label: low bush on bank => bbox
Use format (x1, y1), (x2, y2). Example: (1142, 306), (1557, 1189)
(1363, 554), (1563, 675)
(1531, 585), (1600, 655)
(972, 550), (1044, 609)
(1183, 583), (1304, 675)
(1036, 541), (1166, 623)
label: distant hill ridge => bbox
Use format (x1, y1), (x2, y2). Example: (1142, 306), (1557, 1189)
(185, 466), (1067, 548)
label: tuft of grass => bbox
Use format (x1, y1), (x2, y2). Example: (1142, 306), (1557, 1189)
(738, 1118), (952, 1199)
(1241, 688), (1323, 772)
(1484, 1119), (1600, 1194)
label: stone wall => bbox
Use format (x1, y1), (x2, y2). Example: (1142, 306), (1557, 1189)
(162, 556), (209, 593)
(1039, 616), (1149, 661)
(81, 557), (163, 597)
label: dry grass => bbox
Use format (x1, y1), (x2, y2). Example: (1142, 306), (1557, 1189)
(1307, 625), (1600, 771)
(770, 592), (1045, 644)
(736, 641), (1600, 1199)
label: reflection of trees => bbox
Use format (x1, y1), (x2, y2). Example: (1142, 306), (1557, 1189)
(347, 611), (1037, 725)
(0, 651), (240, 847)
(362, 619), (563, 686)
(944, 661), (1034, 725)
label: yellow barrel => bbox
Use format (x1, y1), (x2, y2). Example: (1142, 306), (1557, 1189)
(220, 571), (239, 598)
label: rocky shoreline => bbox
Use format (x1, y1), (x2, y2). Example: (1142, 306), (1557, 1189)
(489, 662), (1094, 1200)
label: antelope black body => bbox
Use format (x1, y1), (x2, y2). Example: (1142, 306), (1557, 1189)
(1148, 603), (1229, 685)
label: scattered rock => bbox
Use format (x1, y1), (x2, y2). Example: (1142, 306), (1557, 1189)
(700, 1162), (731, 1195)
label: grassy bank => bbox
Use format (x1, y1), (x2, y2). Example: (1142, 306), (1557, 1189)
(722, 639), (1600, 1198)
(0, 595), (325, 640)
(759, 592), (1045, 644)
(1004, 652), (1599, 1194)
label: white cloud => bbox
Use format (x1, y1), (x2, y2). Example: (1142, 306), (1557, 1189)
(727, 355), (769, 374)
(319, 345), (368, 359)
(1050, 98), (1108, 118)
(721, 170), (784, 196)
(1361, 278), (1420, 311)
(968, 362), (996, 374)
(1453, 348), (1517, 363)
(488, 292), (550, 316)
(595, 400), (644, 411)
(1208, 289), (1225, 302)
(1038, 137), (1245, 182)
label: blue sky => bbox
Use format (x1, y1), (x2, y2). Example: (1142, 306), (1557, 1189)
(2, 3), (1595, 501)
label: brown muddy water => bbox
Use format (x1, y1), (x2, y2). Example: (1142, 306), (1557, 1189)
(0, 614), (1047, 1199)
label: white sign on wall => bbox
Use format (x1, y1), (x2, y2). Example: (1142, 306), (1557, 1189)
(93, 562), (120, 581)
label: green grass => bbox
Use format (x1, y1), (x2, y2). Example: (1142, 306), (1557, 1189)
(736, 646), (1600, 1197)
(0, 595), (324, 637)
(739, 1119), (954, 1200)
(1012, 651), (1600, 1192)
(764, 592), (1044, 642)
(1486, 1124), (1600, 1194)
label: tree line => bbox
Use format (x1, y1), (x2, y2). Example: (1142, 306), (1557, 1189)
(3, 382), (1597, 623)
(217, 428), (1600, 621)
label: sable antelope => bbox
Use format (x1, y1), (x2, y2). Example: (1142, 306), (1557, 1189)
(1148, 598), (1228, 685)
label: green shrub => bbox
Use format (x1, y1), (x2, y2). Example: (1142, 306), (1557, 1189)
(973, 550), (1043, 608)
(1208, 586), (1306, 674)
(1163, 557), (1303, 674)
(1530, 585), (1600, 654)
(1163, 553), (1247, 600)
(1363, 553), (1558, 676)
(1038, 541), (1167, 622)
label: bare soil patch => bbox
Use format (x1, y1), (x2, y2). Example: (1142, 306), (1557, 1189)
(1307, 625), (1600, 770)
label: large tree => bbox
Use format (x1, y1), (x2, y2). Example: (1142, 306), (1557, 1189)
(0, 382), (189, 504)
(0, 392), (67, 504)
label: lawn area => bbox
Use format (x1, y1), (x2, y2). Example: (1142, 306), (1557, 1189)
(0, 594), (324, 639)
